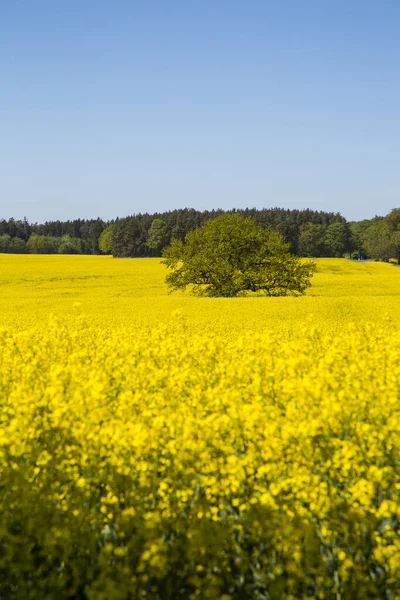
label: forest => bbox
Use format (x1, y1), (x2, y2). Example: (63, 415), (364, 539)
(1, 207), (400, 261)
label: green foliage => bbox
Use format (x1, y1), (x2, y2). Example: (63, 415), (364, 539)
(0, 217), (32, 241)
(98, 225), (114, 254)
(298, 223), (326, 257)
(0, 233), (28, 254)
(27, 234), (60, 254)
(349, 219), (374, 258)
(80, 219), (104, 254)
(323, 221), (349, 257)
(146, 219), (170, 251)
(4, 208), (400, 261)
(0, 209), (350, 258)
(58, 235), (82, 254)
(109, 208), (348, 258)
(0, 234), (11, 253)
(363, 219), (393, 261)
(162, 214), (316, 297)
(26, 234), (82, 255)
(8, 237), (28, 253)
(350, 211), (400, 262)
(111, 215), (153, 258)
(0, 218), (110, 255)
(298, 222), (349, 258)
(385, 209), (400, 263)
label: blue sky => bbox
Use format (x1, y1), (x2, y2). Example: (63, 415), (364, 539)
(1, 1), (399, 222)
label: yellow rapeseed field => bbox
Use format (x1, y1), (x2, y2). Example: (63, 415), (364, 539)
(2, 255), (400, 599)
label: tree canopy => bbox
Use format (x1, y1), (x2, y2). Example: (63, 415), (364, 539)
(0, 208), (350, 257)
(98, 224), (114, 254)
(162, 214), (316, 297)
(3, 207), (400, 261)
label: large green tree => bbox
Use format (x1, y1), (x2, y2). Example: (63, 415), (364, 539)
(162, 214), (316, 297)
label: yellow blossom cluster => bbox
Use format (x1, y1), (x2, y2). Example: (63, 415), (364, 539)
(2, 254), (400, 335)
(1, 255), (400, 598)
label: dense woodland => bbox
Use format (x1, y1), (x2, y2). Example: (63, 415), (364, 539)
(1, 207), (400, 261)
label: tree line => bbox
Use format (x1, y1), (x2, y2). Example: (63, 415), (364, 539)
(0, 217), (107, 254)
(1, 207), (400, 260)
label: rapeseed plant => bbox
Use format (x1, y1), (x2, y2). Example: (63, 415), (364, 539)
(1, 256), (400, 598)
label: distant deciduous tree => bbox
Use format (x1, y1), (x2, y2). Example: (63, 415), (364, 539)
(0, 234), (11, 253)
(349, 219), (375, 259)
(385, 208), (400, 263)
(58, 235), (81, 254)
(8, 237), (28, 253)
(323, 222), (349, 257)
(363, 219), (393, 261)
(27, 234), (59, 254)
(146, 219), (170, 252)
(298, 223), (326, 257)
(98, 225), (114, 254)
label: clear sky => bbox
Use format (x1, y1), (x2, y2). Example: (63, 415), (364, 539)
(1, 1), (399, 223)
